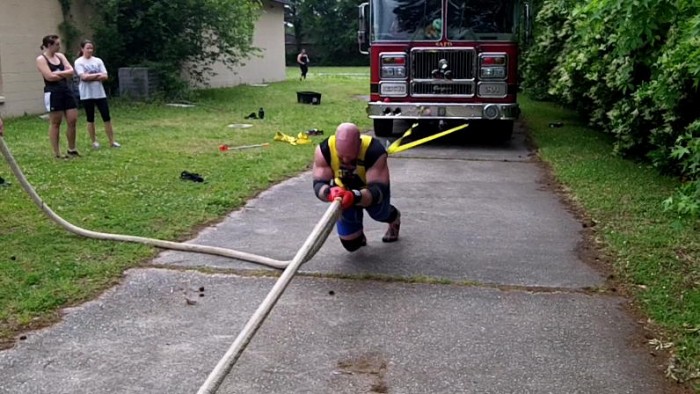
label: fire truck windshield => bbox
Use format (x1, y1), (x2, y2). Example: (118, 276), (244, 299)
(371, 0), (516, 42)
(447, 0), (516, 38)
(372, 0), (443, 41)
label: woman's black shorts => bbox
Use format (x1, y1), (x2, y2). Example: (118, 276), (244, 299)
(44, 90), (78, 112)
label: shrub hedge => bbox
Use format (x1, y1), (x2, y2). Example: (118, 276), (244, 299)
(523, 0), (700, 219)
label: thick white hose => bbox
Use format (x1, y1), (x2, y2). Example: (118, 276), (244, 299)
(0, 136), (334, 270)
(197, 200), (340, 394)
(1, 136), (342, 392)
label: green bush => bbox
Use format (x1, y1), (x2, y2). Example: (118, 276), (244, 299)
(523, 0), (700, 219)
(521, 0), (577, 101)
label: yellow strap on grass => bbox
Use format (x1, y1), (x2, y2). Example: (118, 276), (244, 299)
(274, 131), (311, 146)
(386, 122), (469, 154)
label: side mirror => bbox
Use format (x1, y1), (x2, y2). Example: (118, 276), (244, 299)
(357, 2), (369, 55)
(524, 2), (533, 46)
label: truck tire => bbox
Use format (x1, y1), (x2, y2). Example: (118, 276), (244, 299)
(493, 120), (514, 142)
(373, 119), (394, 137)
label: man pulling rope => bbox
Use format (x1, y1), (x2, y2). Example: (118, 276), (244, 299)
(312, 122), (401, 251)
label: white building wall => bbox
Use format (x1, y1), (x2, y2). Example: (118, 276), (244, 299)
(0, 0), (286, 117)
(0, 0), (67, 117)
(197, 1), (286, 88)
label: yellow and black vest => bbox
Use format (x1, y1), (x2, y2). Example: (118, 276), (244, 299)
(326, 134), (373, 189)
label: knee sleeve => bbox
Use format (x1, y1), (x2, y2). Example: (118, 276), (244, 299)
(367, 182), (389, 205)
(340, 235), (366, 252)
(386, 206), (399, 223)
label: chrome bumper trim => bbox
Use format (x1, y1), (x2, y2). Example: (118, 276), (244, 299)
(368, 102), (520, 120)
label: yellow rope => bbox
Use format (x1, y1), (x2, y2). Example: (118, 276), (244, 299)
(386, 122), (469, 154)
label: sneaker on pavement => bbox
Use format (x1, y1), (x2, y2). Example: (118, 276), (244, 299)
(382, 210), (401, 242)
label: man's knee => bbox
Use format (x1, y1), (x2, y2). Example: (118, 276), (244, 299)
(385, 206), (399, 223)
(340, 234), (366, 252)
(367, 202), (399, 224)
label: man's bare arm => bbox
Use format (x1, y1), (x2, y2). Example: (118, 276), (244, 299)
(365, 154), (390, 185)
(355, 153), (390, 207)
(312, 146), (334, 201)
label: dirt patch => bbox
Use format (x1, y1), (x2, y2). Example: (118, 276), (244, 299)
(335, 352), (389, 393)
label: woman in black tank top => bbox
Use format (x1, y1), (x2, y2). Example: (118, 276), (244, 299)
(36, 34), (79, 158)
(42, 54), (70, 92)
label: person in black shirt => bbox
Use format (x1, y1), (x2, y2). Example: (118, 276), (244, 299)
(296, 49), (310, 80)
(35, 35), (79, 158)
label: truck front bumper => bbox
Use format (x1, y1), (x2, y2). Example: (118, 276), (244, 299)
(367, 102), (520, 121)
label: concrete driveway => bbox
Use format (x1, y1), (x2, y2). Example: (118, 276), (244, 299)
(0, 123), (687, 394)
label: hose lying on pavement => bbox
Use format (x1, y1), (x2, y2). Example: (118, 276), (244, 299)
(197, 199), (339, 394)
(1, 136), (342, 393)
(0, 136), (338, 270)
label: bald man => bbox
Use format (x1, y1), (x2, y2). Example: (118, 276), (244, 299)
(312, 123), (401, 251)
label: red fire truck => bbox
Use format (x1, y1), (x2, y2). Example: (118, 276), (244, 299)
(357, 0), (530, 139)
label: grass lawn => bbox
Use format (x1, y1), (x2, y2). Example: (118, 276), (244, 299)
(0, 67), (370, 348)
(521, 96), (699, 387)
(0, 67), (697, 389)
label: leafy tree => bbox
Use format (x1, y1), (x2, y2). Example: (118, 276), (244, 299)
(286, 0), (305, 56)
(86, 0), (261, 97)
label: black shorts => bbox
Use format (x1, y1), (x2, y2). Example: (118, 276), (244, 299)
(44, 90), (77, 112)
(81, 98), (111, 123)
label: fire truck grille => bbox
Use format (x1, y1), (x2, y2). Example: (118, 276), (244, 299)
(410, 48), (476, 97)
(412, 82), (474, 96)
(411, 49), (476, 80)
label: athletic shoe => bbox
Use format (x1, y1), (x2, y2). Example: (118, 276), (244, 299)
(67, 150), (81, 157)
(382, 210), (401, 242)
(92, 142), (101, 149)
(111, 142), (121, 148)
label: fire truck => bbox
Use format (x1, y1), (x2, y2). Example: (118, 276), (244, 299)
(357, 0), (531, 139)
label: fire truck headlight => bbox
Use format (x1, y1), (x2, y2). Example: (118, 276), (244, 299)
(479, 53), (507, 80)
(380, 53), (407, 79)
(480, 66), (506, 79)
(381, 66), (406, 79)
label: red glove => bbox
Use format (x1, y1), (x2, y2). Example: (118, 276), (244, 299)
(328, 186), (345, 202)
(328, 187), (355, 209)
